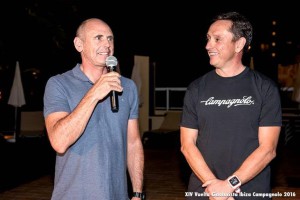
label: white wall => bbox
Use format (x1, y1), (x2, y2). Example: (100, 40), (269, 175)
(132, 55), (149, 136)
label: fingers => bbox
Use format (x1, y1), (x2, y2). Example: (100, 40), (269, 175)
(105, 71), (121, 78)
(92, 72), (123, 101)
(202, 179), (217, 187)
(105, 72), (123, 92)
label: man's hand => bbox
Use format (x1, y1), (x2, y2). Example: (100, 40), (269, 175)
(203, 179), (236, 200)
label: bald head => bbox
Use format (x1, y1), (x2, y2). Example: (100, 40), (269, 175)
(76, 18), (113, 40)
(73, 17), (115, 67)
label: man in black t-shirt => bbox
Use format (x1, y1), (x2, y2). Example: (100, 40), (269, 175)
(180, 12), (282, 200)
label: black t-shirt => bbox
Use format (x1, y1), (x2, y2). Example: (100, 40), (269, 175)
(181, 67), (282, 198)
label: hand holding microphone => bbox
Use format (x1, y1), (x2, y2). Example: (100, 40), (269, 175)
(105, 56), (119, 112)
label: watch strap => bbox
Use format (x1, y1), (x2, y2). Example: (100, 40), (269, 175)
(132, 192), (145, 199)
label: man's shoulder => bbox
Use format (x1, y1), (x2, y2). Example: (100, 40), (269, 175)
(187, 70), (214, 88)
(48, 65), (78, 82)
(48, 70), (72, 82)
(121, 76), (136, 86)
(250, 69), (278, 87)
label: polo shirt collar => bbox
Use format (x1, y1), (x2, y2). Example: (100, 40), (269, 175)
(72, 64), (93, 84)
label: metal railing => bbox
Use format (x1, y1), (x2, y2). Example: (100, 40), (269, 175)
(155, 87), (187, 110)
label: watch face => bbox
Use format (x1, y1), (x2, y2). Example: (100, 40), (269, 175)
(229, 176), (240, 186)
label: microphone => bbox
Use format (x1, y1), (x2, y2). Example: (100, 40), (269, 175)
(105, 56), (119, 112)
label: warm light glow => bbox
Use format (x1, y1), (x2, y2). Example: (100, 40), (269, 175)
(272, 42), (276, 46)
(272, 31), (276, 36)
(260, 43), (270, 51)
(272, 52), (276, 57)
(272, 20), (277, 25)
(4, 135), (14, 140)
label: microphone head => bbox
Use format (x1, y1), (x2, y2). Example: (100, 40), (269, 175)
(105, 56), (118, 67)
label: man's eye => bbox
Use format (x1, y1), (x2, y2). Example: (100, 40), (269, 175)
(107, 36), (113, 41)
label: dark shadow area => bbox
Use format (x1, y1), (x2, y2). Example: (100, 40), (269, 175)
(0, 136), (55, 192)
(142, 130), (192, 187)
(143, 130), (180, 149)
(271, 107), (300, 188)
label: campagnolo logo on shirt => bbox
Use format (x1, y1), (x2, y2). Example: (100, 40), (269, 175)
(200, 96), (254, 108)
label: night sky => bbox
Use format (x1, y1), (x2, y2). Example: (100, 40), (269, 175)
(1, 0), (300, 88)
(1, 0), (299, 130)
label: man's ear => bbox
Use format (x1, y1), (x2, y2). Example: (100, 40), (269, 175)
(74, 37), (83, 52)
(235, 37), (246, 53)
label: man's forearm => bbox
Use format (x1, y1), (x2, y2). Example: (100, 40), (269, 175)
(128, 141), (144, 191)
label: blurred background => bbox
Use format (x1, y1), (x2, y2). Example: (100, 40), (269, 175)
(0, 0), (300, 130)
(1, 1), (300, 198)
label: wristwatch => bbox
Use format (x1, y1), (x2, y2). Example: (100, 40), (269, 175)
(132, 192), (146, 200)
(227, 175), (241, 192)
